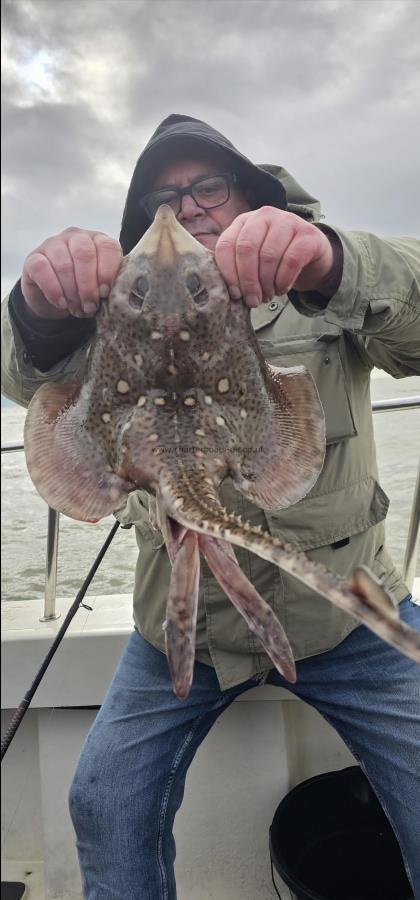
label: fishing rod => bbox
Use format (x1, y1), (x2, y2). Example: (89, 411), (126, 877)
(1, 519), (122, 761)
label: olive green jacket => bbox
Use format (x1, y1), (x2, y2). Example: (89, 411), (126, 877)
(2, 168), (420, 689)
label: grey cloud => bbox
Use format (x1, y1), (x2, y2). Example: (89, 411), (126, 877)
(2, 0), (419, 297)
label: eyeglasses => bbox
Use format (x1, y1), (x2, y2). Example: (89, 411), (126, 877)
(139, 172), (238, 220)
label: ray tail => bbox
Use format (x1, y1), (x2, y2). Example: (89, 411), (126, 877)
(159, 479), (420, 666)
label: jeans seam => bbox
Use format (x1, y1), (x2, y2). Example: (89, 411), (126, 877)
(157, 728), (193, 898)
(157, 709), (223, 900)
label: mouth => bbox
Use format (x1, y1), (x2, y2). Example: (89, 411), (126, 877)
(191, 231), (218, 241)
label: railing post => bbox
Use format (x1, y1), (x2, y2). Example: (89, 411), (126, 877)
(39, 507), (61, 622)
(402, 459), (420, 593)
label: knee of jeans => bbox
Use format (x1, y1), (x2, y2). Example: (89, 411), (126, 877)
(68, 740), (115, 831)
(68, 746), (104, 832)
(68, 738), (151, 839)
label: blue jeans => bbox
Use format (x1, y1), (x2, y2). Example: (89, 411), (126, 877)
(69, 596), (420, 899)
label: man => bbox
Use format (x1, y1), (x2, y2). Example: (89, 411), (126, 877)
(2, 114), (420, 898)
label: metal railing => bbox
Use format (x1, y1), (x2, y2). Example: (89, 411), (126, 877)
(2, 395), (420, 620)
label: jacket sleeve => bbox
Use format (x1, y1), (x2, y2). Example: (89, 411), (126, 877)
(289, 228), (420, 377)
(1, 291), (94, 408)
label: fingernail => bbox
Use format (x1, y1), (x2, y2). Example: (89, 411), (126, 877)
(99, 283), (110, 299)
(83, 302), (98, 316)
(229, 285), (242, 300)
(245, 294), (260, 308)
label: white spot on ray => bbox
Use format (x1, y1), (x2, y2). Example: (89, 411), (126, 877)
(216, 416), (226, 426)
(204, 395), (213, 405)
(179, 330), (190, 341)
(137, 396), (146, 406)
(151, 331), (162, 340)
(218, 378), (229, 393)
(117, 380), (130, 394)
(101, 412), (111, 423)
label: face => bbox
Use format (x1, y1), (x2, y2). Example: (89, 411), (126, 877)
(152, 157), (251, 252)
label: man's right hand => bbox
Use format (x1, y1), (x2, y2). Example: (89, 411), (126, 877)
(21, 227), (123, 319)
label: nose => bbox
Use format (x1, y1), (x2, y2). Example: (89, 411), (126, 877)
(177, 192), (205, 222)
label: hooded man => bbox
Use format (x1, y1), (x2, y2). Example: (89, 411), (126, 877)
(2, 114), (420, 898)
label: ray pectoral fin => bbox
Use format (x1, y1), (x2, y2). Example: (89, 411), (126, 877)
(198, 534), (296, 683)
(233, 364), (326, 510)
(164, 530), (201, 699)
(24, 382), (132, 522)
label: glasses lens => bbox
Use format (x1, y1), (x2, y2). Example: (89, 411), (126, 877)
(192, 175), (230, 208)
(142, 189), (180, 219)
(141, 173), (233, 219)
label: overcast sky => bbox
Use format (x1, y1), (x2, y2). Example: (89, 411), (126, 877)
(2, 0), (419, 297)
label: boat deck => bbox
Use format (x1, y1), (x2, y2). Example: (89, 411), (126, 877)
(2, 584), (419, 900)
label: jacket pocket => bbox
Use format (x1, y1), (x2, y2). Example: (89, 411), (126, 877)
(265, 477), (389, 551)
(258, 332), (356, 445)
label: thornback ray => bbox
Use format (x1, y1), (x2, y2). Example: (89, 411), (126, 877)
(24, 204), (420, 697)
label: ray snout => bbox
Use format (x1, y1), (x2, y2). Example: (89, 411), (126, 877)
(131, 204), (209, 263)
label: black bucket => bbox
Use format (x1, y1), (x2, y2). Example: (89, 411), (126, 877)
(269, 766), (413, 900)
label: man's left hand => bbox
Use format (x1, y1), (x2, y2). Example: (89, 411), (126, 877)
(214, 207), (335, 308)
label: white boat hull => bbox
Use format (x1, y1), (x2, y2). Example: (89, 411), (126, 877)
(1, 593), (361, 900)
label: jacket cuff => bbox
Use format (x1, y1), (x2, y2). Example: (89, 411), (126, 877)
(9, 280), (95, 372)
(288, 225), (344, 316)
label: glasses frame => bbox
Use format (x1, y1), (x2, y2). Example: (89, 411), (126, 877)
(139, 172), (238, 219)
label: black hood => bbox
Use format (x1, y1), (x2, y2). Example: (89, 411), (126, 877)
(119, 114), (288, 254)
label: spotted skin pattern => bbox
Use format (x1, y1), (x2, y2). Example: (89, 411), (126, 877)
(24, 206), (420, 698)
